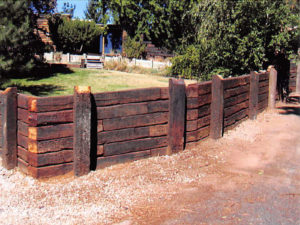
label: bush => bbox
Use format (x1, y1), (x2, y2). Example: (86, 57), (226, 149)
(123, 36), (146, 59)
(49, 15), (104, 54)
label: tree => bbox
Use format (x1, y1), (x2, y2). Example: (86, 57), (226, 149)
(85, 0), (110, 24)
(62, 2), (76, 18)
(123, 35), (146, 59)
(0, 0), (55, 79)
(171, 0), (299, 79)
(49, 16), (104, 54)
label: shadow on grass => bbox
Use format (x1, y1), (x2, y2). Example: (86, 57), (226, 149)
(1, 83), (65, 96)
(28, 63), (75, 81)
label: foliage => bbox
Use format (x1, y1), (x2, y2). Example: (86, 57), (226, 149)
(171, 0), (299, 79)
(85, 0), (110, 24)
(87, 0), (197, 50)
(49, 16), (104, 54)
(123, 36), (146, 59)
(0, 0), (55, 79)
(61, 2), (76, 18)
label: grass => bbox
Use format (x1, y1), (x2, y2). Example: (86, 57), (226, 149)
(1, 68), (196, 97)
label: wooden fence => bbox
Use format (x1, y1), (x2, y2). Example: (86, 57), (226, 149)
(0, 69), (279, 178)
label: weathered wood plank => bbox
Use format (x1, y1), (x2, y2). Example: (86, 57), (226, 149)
(268, 68), (277, 109)
(224, 92), (249, 108)
(224, 101), (249, 118)
(259, 79), (269, 88)
(94, 88), (163, 106)
(103, 136), (168, 156)
(187, 109), (198, 120)
(168, 79), (186, 154)
(258, 99), (268, 110)
(28, 110), (73, 126)
(150, 147), (168, 156)
(223, 75), (250, 90)
(18, 146), (28, 163)
(27, 150), (73, 167)
(210, 75), (224, 139)
(187, 94), (211, 109)
(258, 93), (268, 103)
(28, 123), (73, 141)
(186, 115), (210, 132)
(17, 158), (29, 175)
(97, 150), (151, 169)
(160, 87), (169, 99)
(18, 108), (29, 123)
(29, 95), (73, 112)
(28, 162), (73, 178)
(97, 100), (169, 119)
(2, 87), (18, 169)
(249, 71), (259, 120)
(73, 86), (91, 176)
(224, 108), (248, 128)
(18, 133), (28, 149)
(258, 73), (269, 81)
(186, 126), (210, 142)
(17, 94), (29, 109)
(98, 124), (167, 144)
(103, 112), (168, 131)
(198, 104), (211, 118)
(18, 120), (29, 137)
(28, 137), (73, 154)
(198, 81), (212, 95)
(224, 84), (249, 99)
(259, 86), (269, 95)
(186, 84), (199, 98)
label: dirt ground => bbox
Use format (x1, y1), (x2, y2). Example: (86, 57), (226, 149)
(0, 102), (300, 225)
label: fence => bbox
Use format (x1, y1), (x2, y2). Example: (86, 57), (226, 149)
(43, 52), (171, 69)
(1, 68), (280, 178)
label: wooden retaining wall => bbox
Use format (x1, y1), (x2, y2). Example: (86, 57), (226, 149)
(0, 70), (273, 178)
(94, 87), (169, 169)
(17, 95), (74, 177)
(289, 63), (297, 93)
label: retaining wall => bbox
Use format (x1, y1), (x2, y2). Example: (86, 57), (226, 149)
(1, 70), (275, 178)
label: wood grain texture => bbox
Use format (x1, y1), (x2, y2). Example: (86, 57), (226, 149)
(28, 162), (73, 178)
(224, 85), (249, 99)
(223, 75), (250, 90)
(167, 79), (186, 154)
(1, 87), (18, 169)
(186, 115), (210, 132)
(27, 150), (73, 167)
(98, 124), (167, 144)
(28, 137), (73, 154)
(249, 71), (259, 120)
(29, 95), (73, 112)
(28, 110), (73, 126)
(186, 126), (210, 142)
(103, 136), (167, 156)
(187, 94), (211, 109)
(97, 150), (151, 169)
(28, 123), (73, 141)
(94, 88), (164, 106)
(210, 75), (224, 139)
(97, 100), (169, 119)
(224, 101), (249, 118)
(103, 112), (168, 131)
(17, 94), (29, 109)
(73, 86), (91, 176)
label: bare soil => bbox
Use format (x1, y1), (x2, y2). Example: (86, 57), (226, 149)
(0, 102), (300, 225)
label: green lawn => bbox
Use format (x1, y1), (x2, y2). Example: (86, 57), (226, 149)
(1, 68), (196, 97)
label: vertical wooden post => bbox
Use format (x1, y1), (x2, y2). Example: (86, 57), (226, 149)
(249, 71), (259, 120)
(268, 67), (277, 109)
(167, 79), (186, 154)
(210, 75), (224, 139)
(1, 87), (18, 169)
(73, 86), (91, 176)
(296, 63), (300, 93)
